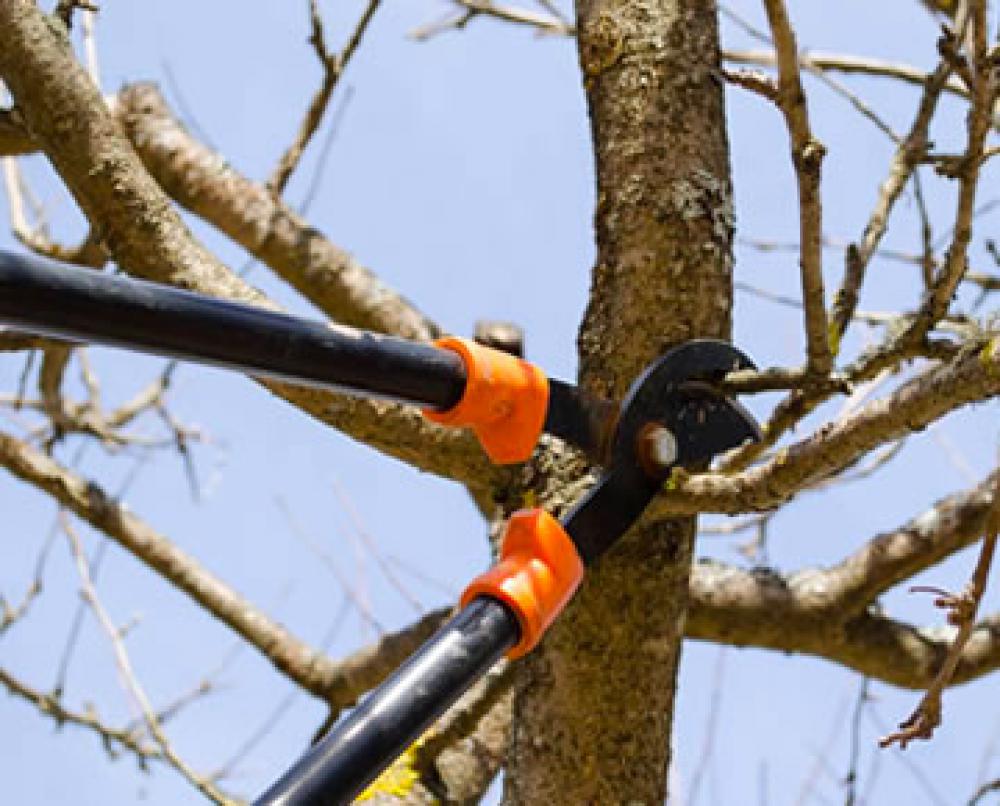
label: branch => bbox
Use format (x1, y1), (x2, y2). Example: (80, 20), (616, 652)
(687, 469), (999, 639)
(410, 0), (573, 40)
(0, 428), (451, 707)
(0, 665), (161, 765)
(687, 563), (1000, 690)
(822, 468), (1000, 610)
(891, 11), (996, 351)
(881, 474), (999, 748)
(61, 515), (235, 805)
(0, 327), (61, 353)
(723, 49), (971, 99)
(761, 0), (831, 376)
(268, 0), (382, 195)
(0, 4), (498, 491)
(363, 663), (513, 803)
(829, 57), (954, 350)
(114, 84), (437, 340)
(0, 108), (35, 156)
(2, 153), (108, 267)
(654, 338), (1000, 517)
(720, 6), (901, 141)
(414, 662), (513, 800)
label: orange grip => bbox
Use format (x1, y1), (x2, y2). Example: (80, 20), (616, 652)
(461, 509), (584, 659)
(424, 337), (549, 464)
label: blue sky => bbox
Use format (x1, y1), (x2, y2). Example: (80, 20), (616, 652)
(1, 1), (998, 803)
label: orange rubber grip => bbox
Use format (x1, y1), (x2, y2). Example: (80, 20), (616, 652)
(461, 509), (584, 659)
(423, 337), (549, 464)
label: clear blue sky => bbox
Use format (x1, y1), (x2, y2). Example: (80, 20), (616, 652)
(1, 1), (998, 803)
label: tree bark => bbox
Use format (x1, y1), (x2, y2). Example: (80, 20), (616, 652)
(505, 1), (733, 802)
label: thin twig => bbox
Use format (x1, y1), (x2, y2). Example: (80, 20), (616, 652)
(2, 150), (106, 267)
(829, 56), (954, 353)
(61, 515), (236, 804)
(761, 0), (831, 377)
(897, 4), (994, 346)
(213, 598), (351, 782)
(410, 0), (572, 39)
(912, 170), (937, 289)
(721, 66), (779, 101)
(0, 665), (161, 764)
(880, 473), (1000, 749)
(721, 5), (901, 141)
(969, 777), (1000, 805)
(865, 707), (948, 804)
(275, 496), (385, 634)
(330, 477), (424, 613)
(268, 0), (382, 194)
(723, 49), (971, 100)
(844, 677), (869, 806)
(687, 648), (728, 806)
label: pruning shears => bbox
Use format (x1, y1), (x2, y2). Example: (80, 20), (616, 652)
(0, 250), (761, 805)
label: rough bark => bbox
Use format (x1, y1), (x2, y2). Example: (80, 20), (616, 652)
(0, 0), (501, 495)
(114, 84), (438, 340)
(506, 1), (733, 802)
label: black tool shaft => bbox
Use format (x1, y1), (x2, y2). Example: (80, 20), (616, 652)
(0, 250), (466, 411)
(254, 597), (519, 805)
(251, 464), (641, 805)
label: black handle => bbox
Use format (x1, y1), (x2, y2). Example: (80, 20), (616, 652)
(254, 597), (519, 805)
(0, 250), (466, 411)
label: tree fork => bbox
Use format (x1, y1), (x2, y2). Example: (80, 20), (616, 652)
(506, 1), (734, 802)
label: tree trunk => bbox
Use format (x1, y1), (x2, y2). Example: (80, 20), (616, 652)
(505, 2), (733, 802)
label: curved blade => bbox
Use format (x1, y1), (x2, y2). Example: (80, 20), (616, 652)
(562, 340), (761, 566)
(544, 341), (759, 467)
(611, 340), (760, 472)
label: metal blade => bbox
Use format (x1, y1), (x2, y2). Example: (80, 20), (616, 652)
(562, 462), (660, 565)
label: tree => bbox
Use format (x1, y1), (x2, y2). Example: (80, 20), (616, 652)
(0, 0), (998, 803)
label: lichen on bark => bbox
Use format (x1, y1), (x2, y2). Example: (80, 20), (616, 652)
(505, 1), (735, 802)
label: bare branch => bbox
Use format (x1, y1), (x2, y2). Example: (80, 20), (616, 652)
(268, 0), (382, 195)
(414, 662), (514, 801)
(0, 428), (451, 706)
(37, 345), (73, 440)
(829, 58), (954, 351)
(61, 515), (235, 804)
(829, 468), (999, 607)
(0, 327), (63, 352)
(721, 66), (780, 102)
(844, 677), (871, 806)
(970, 778), (1000, 805)
(0, 665), (161, 764)
(721, 6), (900, 141)
(723, 49), (971, 100)
(0, 10), (499, 490)
(410, 0), (572, 40)
(886, 9), (997, 355)
(761, 0), (831, 376)
(880, 475), (1000, 748)
(53, 0), (99, 31)
(690, 468), (999, 657)
(656, 338), (1000, 517)
(688, 564), (1000, 690)
(116, 83), (437, 341)
(3, 142), (107, 267)
(0, 579), (41, 633)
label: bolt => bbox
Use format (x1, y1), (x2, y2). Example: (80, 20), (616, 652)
(640, 425), (677, 470)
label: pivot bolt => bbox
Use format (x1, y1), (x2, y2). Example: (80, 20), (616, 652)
(639, 424), (678, 471)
